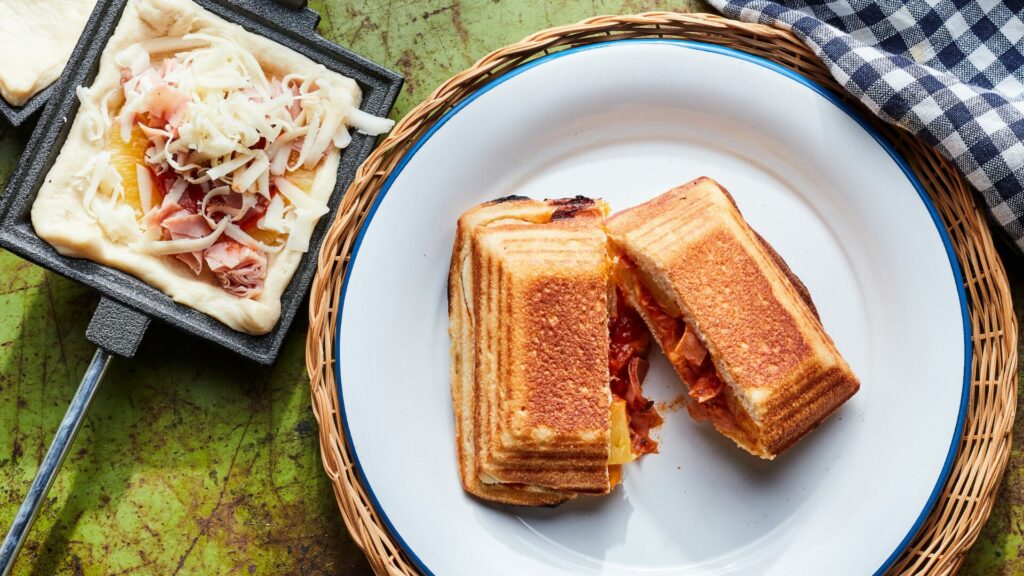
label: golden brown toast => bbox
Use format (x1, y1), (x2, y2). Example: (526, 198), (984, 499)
(605, 177), (860, 458)
(449, 196), (618, 504)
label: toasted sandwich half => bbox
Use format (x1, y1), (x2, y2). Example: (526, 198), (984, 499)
(605, 177), (859, 459)
(449, 196), (660, 505)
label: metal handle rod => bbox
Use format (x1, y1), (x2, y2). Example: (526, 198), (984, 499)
(0, 349), (111, 576)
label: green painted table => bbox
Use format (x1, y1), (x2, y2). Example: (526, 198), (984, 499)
(0, 1), (1020, 574)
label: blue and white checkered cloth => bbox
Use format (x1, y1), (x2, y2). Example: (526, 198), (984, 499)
(707, 0), (1024, 250)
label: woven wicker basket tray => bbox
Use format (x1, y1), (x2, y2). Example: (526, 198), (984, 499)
(305, 12), (1018, 575)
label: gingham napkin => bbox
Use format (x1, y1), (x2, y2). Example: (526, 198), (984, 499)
(707, 0), (1024, 250)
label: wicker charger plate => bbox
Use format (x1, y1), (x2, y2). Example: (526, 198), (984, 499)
(305, 12), (1017, 575)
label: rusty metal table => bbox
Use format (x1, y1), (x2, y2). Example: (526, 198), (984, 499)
(0, 1), (1019, 573)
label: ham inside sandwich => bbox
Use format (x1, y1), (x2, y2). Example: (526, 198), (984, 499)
(614, 255), (760, 446)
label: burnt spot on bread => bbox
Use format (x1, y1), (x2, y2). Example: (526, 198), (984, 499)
(549, 195), (595, 207)
(488, 194), (529, 205)
(549, 196), (596, 220)
(447, 271), (452, 312)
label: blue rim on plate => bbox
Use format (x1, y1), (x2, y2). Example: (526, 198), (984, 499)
(332, 39), (972, 576)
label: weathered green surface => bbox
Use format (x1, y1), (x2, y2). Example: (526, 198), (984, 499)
(0, 0), (1019, 574)
(0, 1), (709, 574)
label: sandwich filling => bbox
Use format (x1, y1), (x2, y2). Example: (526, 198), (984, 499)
(607, 292), (662, 462)
(72, 33), (392, 299)
(454, 197), (664, 502)
(473, 199), (662, 470)
(614, 255), (759, 446)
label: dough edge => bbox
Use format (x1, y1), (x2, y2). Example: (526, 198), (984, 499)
(0, 0), (98, 105)
(30, 0), (359, 335)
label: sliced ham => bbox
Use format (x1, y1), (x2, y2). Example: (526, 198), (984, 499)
(174, 252), (203, 275)
(161, 211), (211, 274)
(688, 396), (742, 437)
(624, 357), (650, 412)
(689, 374), (722, 404)
(143, 81), (189, 125)
(678, 325), (707, 367)
(607, 297), (660, 457)
(204, 239), (267, 298)
(162, 211), (211, 238)
(143, 200), (184, 229)
(629, 407), (663, 455)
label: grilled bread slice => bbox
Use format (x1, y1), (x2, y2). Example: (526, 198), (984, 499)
(449, 196), (653, 505)
(605, 177), (859, 459)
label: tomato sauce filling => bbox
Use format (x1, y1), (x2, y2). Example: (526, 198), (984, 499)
(608, 291), (662, 456)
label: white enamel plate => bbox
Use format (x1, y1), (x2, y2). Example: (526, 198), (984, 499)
(335, 41), (969, 575)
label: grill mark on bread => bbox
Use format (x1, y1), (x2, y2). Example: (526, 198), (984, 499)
(762, 365), (855, 453)
(461, 204), (615, 496)
(472, 234), (491, 483)
(753, 231), (818, 319)
(604, 177), (859, 459)
(450, 198), (585, 504)
(713, 181), (820, 320)
(674, 228), (813, 390)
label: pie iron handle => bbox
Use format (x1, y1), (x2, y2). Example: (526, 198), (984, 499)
(0, 298), (149, 575)
(85, 297), (151, 357)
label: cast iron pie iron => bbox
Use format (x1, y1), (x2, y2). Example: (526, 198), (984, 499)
(0, 0), (402, 572)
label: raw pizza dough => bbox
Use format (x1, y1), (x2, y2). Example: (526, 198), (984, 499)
(0, 0), (98, 106)
(31, 0), (361, 335)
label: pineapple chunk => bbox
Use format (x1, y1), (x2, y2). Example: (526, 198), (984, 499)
(608, 399), (636, 465)
(247, 227), (281, 246)
(107, 126), (151, 214)
(288, 165), (316, 192)
(281, 148), (317, 192)
(248, 165), (315, 246)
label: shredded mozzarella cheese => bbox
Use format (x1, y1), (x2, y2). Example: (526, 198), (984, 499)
(77, 30), (394, 295)
(273, 176), (326, 215)
(225, 223), (283, 254)
(133, 217), (229, 255)
(258, 194), (289, 234)
(348, 107), (395, 135)
(136, 164), (155, 213)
